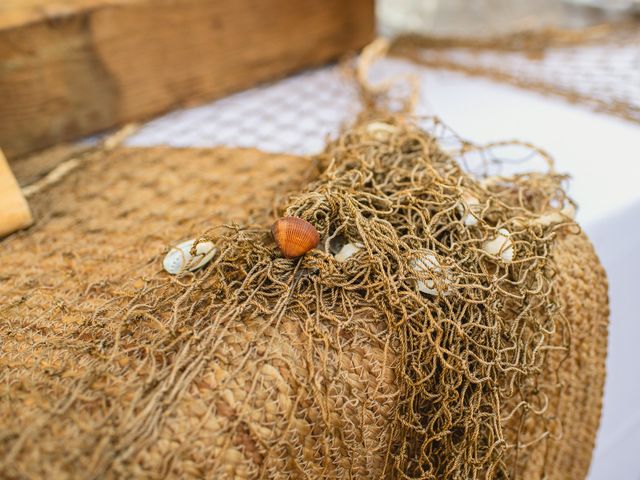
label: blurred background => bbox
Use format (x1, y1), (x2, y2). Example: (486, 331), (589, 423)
(378, 0), (640, 35)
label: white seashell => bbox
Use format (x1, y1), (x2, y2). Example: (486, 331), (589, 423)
(562, 203), (576, 219)
(533, 202), (577, 227)
(480, 176), (500, 188)
(457, 193), (480, 226)
(482, 228), (514, 263)
(334, 242), (364, 263)
(365, 122), (398, 141)
(438, 144), (463, 155)
(410, 253), (450, 296)
(163, 239), (216, 274)
(534, 213), (562, 227)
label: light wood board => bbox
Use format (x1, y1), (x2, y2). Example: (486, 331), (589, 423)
(0, 0), (375, 159)
(0, 149), (33, 236)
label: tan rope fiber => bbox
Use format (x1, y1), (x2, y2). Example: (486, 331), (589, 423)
(389, 21), (640, 125)
(0, 39), (609, 479)
(22, 123), (139, 198)
(356, 38), (419, 118)
(123, 112), (603, 478)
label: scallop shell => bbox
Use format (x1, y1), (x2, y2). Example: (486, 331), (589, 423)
(534, 203), (577, 227)
(457, 192), (481, 226)
(334, 242), (364, 262)
(163, 239), (216, 274)
(365, 121), (398, 141)
(410, 252), (451, 296)
(272, 217), (320, 258)
(482, 228), (514, 262)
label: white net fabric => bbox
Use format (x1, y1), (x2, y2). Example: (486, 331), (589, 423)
(393, 24), (640, 124)
(126, 23), (640, 157)
(127, 67), (361, 156)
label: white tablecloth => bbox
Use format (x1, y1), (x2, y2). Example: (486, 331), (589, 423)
(127, 59), (640, 479)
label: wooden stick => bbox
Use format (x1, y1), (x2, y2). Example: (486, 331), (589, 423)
(0, 148), (33, 237)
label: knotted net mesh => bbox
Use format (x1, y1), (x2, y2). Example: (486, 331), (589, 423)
(136, 113), (578, 478)
(390, 20), (640, 125)
(1, 40), (609, 480)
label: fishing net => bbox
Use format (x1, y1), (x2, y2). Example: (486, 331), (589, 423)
(389, 20), (640, 125)
(1, 42), (609, 479)
(118, 19), (639, 164)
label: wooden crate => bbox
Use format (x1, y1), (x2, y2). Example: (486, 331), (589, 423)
(0, 0), (375, 159)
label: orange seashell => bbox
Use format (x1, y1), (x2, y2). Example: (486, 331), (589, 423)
(271, 217), (320, 258)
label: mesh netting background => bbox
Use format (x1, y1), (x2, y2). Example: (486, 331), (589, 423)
(391, 23), (640, 125)
(126, 67), (360, 156)
(126, 23), (640, 155)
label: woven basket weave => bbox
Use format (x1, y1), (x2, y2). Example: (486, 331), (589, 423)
(0, 146), (607, 479)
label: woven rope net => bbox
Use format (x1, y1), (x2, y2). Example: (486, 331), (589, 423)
(0, 43), (609, 479)
(390, 20), (640, 125)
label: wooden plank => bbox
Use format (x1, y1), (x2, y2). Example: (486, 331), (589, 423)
(0, 149), (33, 237)
(0, 0), (375, 159)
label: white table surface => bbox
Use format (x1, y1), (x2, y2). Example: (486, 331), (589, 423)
(126, 59), (640, 479)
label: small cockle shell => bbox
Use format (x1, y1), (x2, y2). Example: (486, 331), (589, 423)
(533, 203), (577, 227)
(410, 252), (451, 296)
(365, 121), (398, 141)
(272, 217), (320, 259)
(163, 239), (216, 274)
(482, 228), (514, 263)
(334, 242), (364, 262)
(457, 192), (481, 226)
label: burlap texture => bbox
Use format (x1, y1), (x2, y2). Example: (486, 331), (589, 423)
(0, 145), (607, 479)
(1, 147), (395, 478)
